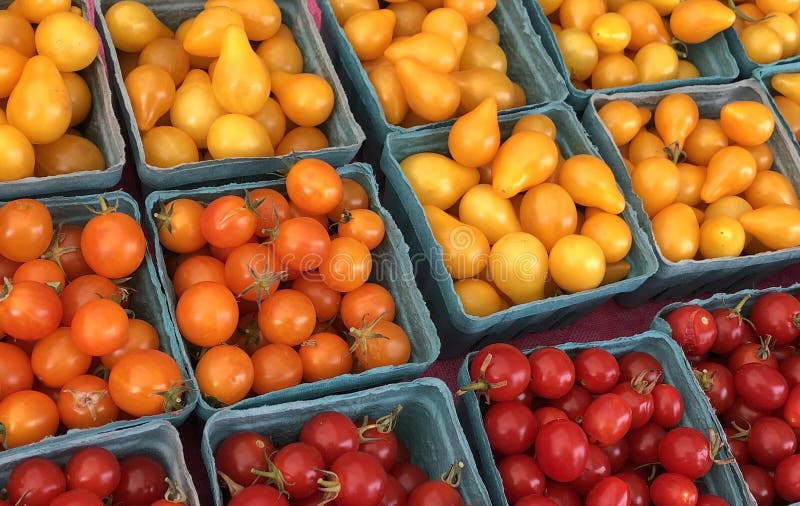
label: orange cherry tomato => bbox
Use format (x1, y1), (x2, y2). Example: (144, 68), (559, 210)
(257, 289), (316, 346)
(58, 374), (119, 429)
(298, 332), (353, 382)
(195, 344), (253, 406)
(720, 101), (775, 146)
(0, 389), (59, 448)
(107, 349), (184, 417)
(251, 343), (303, 394)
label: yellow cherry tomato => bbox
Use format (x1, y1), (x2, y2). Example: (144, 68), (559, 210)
(388, 1), (427, 37)
(556, 28), (598, 82)
(743, 170), (800, 208)
(683, 119), (728, 166)
(720, 101), (775, 146)
(597, 100), (642, 146)
(489, 232), (549, 304)
(275, 127), (329, 155)
(492, 131), (559, 198)
(590, 13), (632, 54)
(549, 234), (606, 293)
(558, 154), (625, 214)
(206, 114), (274, 159)
(368, 64), (408, 126)
(740, 24), (783, 64)
(701, 146), (758, 203)
(651, 202), (700, 262)
(459, 184), (522, 244)
(699, 216), (746, 258)
(400, 152), (480, 209)
(425, 204), (490, 279)
(632, 157), (680, 217)
(591, 53), (640, 89)
(0, 124), (34, 181)
(634, 42), (679, 83)
(559, 0), (606, 32)
(743, 143), (774, 171)
(34, 11), (98, 72)
(142, 126), (200, 168)
(33, 134), (104, 177)
(628, 129), (667, 165)
(675, 163), (707, 207)
(519, 182), (578, 251)
(580, 212), (632, 262)
(739, 205), (800, 250)
(512, 114), (558, 139)
(453, 278), (509, 317)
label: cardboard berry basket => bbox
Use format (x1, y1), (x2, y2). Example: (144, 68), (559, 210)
(0, 191), (198, 457)
(200, 378), (491, 506)
(316, 0), (568, 164)
(754, 61), (800, 157)
(95, 0), (365, 192)
(0, 0), (125, 200)
(520, 0), (740, 111)
(142, 162), (440, 421)
(0, 420), (200, 505)
(582, 79), (800, 305)
(456, 331), (755, 506)
(379, 101), (659, 359)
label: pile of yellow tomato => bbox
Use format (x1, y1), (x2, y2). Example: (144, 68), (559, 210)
(332, 0), (526, 126)
(0, 1), (104, 182)
(597, 93), (800, 262)
(540, 0), (743, 89)
(732, 0), (800, 65)
(770, 72), (800, 142)
(104, 0), (336, 168)
(401, 98), (633, 318)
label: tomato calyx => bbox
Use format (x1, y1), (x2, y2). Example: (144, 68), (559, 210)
(238, 263), (287, 309)
(693, 367), (717, 392)
(439, 461), (465, 488)
(86, 194), (121, 216)
(249, 457), (290, 496)
(662, 141), (686, 164)
(0, 277), (14, 302)
(163, 477), (189, 504)
(455, 352), (509, 403)
(668, 38), (688, 59)
(152, 200), (184, 236)
(40, 222), (78, 272)
(316, 470), (342, 505)
(154, 380), (192, 414)
(257, 203), (283, 240)
(218, 471), (246, 497)
(235, 316), (264, 354)
(357, 405), (402, 443)
(62, 387), (110, 422)
(630, 368), (659, 395)
(725, 294), (753, 326)
(755, 335), (775, 360)
(347, 313), (391, 368)
(707, 428), (735, 465)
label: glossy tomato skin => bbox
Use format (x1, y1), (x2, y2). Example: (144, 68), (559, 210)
(65, 447), (121, 498)
(107, 349), (184, 417)
(751, 292), (800, 345)
(747, 416), (797, 468)
(467, 343), (531, 402)
(407, 481), (463, 506)
(666, 305), (717, 356)
(651, 384), (684, 428)
(710, 307), (756, 354)
(228, 484), (289, 506)
(273, 442), (324, 499)
(483, 401), (538, 455)
(7, 457), (66, 506)
(574, 348), (620, 394)
(611, 381), (654, 429)
(392, 463), (427, 494)
(549, 384), (592, 421)
(111, 455), (168, 506)
(527, 347), (575, 399)
(618, 352), (663, 385)
(696, 495), (730, 506)
(329, 451), (387, 506)
(694, 361), (735, 413)
(585, 476), (630, 506)
(214, 431), (273, 487)
(497, 454), (546, 503)
(658, 427), (712, 479)
(534, 419), (589, 483)
(568, 444), (611, 495)
(649, 472), (698, 506)
(774, 454), (800, 502)
(582, 393), (633, 445)
(80, 210), (146, 279)
(627, 422), (666, 466)
(786, 384), (800, 428)
(734, 362), (790, 411)
(379, 475), (409, 506)
(299, 411), (359, 466)
(359, 421), (399, 471)
(741, 464), (776, 506)
(0, 280), (62, 341)
(615, 471), (650, 506)
(51, 489), (104, 506)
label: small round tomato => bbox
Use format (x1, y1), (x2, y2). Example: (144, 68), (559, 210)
(71, 298), (130, 356)
(59, 274), (123, 326)
(319, 236), (372, 293)
(291, 272), (342, 322)
(228, 485), (288, 506)
(269, 442), (325, 499)
(31, 327), (91, 388)
(215, 431), (274, 487)
(569, 444), (612, 495)
(575, 348), (620, 394)
(582, 393), (633, 445)
(351, 319), (411, 370)
(666, 305), (718, 356)
(586, 476), (630, 506)
(298, 332), (352, 382)
(741, 464), (776, 506)
(658, 427), (712, 479)
(749, 292), (800, 345)
(200, 195), (258, 249)
(250, 188), (290, 238)
(51, 489), (104, 506)
(484, 401), (538, 455)
(81, 205), (146, 279)
(651, 384), (684, 428)
(649, 473), (698, 506)
(734, 362), (789, 411)
(273, 217), (331, 272)
(694, 361), (735, 413)
(0, 280), (63, 341)
(323, 451), (386, 506)
(748, 416), (797, 468)
(497, 454), (546, 503)
(549, 384), (593, 421)
(710, 304), (756, 355)
(251, 343), (303, 394)
(527, 346), (575, 399)
(7, 457), (66, 506)
(720, 101), (775, 147)
(108, 349), (184, 417)
(257, 288), (316, 346)
(12, 258), (66, 291)
(112, 455), (168, 506)
(627, 422), (667, 466)
(171, 255), (226, 298)
(176, 281), (239, 347)
(0, 198), (53, 262)
(392, 463), (427, 494)
(65, 447), (121, 498)
(407, 479), (464, 506)
(337, 208), (385, 250)
(0, 389), (59, 448)
(195, 344), (254, 406)
(340, 282), (396, 329)
(535, 419), (589, 483)
(0, 341), (34, 401)
(223, 243), (281, 302)
(774, 454), (800, 502)
(286, 159), (343, 216)
(58, 374), (120, 429)
(299, 411), (360, 466)
(154, 198), (206, 254)
(101, 318), (160, 369)
(41, 224), (93, 281)
(618, 352), (663, 385)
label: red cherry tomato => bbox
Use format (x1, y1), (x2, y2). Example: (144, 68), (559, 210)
(651, 384), (684, 428)
(65, 447), (121, 498)
(568, 444), (611, 496)
(574, 348), (620, 394)
(658, 427), (712, 479)
(666, 305), (718, 356)
(214, 431), (274, 487)
(649, 472), (698, 506)
(734, 362), (789, 411)
(694, 361), (735, 413)
(497, 454), (546, 503)
(709, 305), (756, 354)
(483, 401), (538, 455)
(463, 343), (531, 402)
(299, 411), (360, 466)
(774, 454), (800, 502)
(228, 484), (288, 506)
(327, 451), (387, 506)
(751, 292), (800, 345)
(7, 457), (66, 506)
(51, 489), (104, 506)
(585, 476), (630, 506)
(747, 416), (797, 468)
(582, 393), (633, 445)
(741, 464), (776, 506)
(271, 442), (324, 499)
(534, 419), (589, 483)
(111, 455), (168, 506)
(527, 347), (575, 399)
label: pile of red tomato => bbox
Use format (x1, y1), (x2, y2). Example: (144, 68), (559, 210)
(213, 408), (470, 505)
(155, 159), (412, 406)
(460, 342), (732, 505)
(666, 291), (800, 504)
(0, 196), (188, 449)
(1, 446), (186, 506)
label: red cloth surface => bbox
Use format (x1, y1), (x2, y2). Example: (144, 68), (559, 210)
(88, 0), (800, 502)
